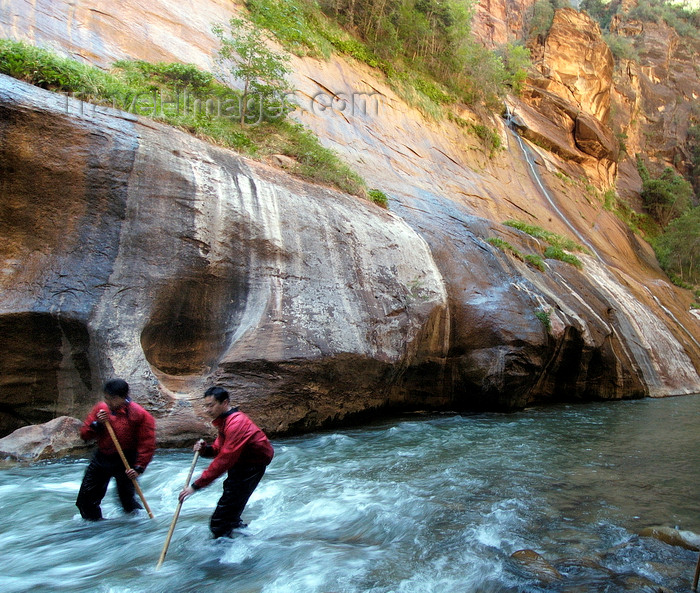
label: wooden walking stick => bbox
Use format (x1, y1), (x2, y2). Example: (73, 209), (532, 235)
(693, 551), (700, 591)
(156, 450), (200, 570)
(104, 419), (154, 519)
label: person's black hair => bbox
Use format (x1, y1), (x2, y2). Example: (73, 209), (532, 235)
(103, 378), (129, 398)
(203, 386), (229, 403)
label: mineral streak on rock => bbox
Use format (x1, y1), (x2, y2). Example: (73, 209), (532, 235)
(0, 1), (698, 447)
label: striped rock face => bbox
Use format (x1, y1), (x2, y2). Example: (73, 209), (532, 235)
(0, 2), (698, 446)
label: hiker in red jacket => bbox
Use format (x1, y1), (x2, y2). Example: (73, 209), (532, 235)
(179, 386), (274, 538)
(76, 379), (156, 520)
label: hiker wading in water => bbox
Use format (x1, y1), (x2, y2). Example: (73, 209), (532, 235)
(76, 379), (156, 520)
(179, 386), (274, 538)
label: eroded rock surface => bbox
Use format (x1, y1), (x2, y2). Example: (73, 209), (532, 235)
(0, 1), (699, 446)
(472, 0), (538, 47)
(0, 76), (449, 437)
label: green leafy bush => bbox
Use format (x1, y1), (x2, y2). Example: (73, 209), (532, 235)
(368, 189), (389, 208)
(603, 190), (660, 238)
(528, 0), (556, 39)
(413, 76), (454, 105)
(471, 123), (503, 155)
(245, 0), (325, 56)
(579, 0), (618, 30)
(499, 43), (532, 95)
(0, 39), (130, 101)
(271, 121), (366, 196)
(652, 206), (700, 285)
(628, 0), (699, 40)
(535, 309), (552, 331)
(114, 60), (214, 91)
(247, 0), (529, 113)
(687, 120), (700, 199)
(637, 157), (693, 227)
(213, 18), (293, 125)
(603, 33), (640, 62)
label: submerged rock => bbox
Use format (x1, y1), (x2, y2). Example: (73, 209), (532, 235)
(640, 526), (700, 551)
(511, 549), (563, 582)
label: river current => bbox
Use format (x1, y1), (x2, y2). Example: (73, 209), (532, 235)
(1, 395), (699, 593)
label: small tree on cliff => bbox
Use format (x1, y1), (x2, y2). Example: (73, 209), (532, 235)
(212, 18), (293, 124)
(637, 156), (693, 228)
(653, 207), (700, 286)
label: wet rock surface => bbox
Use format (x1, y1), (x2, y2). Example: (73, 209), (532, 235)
(0, 2), (699, 445)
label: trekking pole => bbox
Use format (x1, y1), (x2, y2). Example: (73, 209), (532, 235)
(104, 420), (154, 519)
(693, 550), (700, 591)
(156, 450), (200, 570)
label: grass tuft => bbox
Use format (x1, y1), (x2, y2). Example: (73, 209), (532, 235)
(504, 219), (588, 254)
(543, 246), (583, 269)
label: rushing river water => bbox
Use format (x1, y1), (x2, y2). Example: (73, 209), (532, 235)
(1, 395), (699, 593)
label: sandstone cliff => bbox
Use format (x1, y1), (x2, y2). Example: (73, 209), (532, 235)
(0, 0), (698, 450)
(609, 10), (700, 200)
(472, 0), (538, 47)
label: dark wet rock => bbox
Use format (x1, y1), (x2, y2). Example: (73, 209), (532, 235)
(511, 549), (563, 582)
(511, 550), (562, 582)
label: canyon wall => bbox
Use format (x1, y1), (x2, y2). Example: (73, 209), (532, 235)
(0, 0), (698, 449)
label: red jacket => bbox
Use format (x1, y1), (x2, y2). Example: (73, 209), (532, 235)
(80, 400), (156, 471)
(193, 408), (273, 490)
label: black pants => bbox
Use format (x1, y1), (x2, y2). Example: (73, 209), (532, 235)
(210, 464), (267, 538)
(75, 450), (142, 520)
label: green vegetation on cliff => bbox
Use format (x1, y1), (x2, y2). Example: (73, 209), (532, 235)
(243, 0), (530, 126)
(637, 157), (694, 228)
(633, 156), (699, 291)
(1, 5), (698, 292)
(535, 308), (552, 331)
(577, 1), (699, 297)
(581, 0), (699, 38)
(504, 220), (589, 254)
(689, 118), (700, 199)
(528, 0), (572, 38)
(0, 38), (366, 198)
(652, 207), (700, 287)
(487, 237), (546, 271)
(487, 219), (587, 271)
